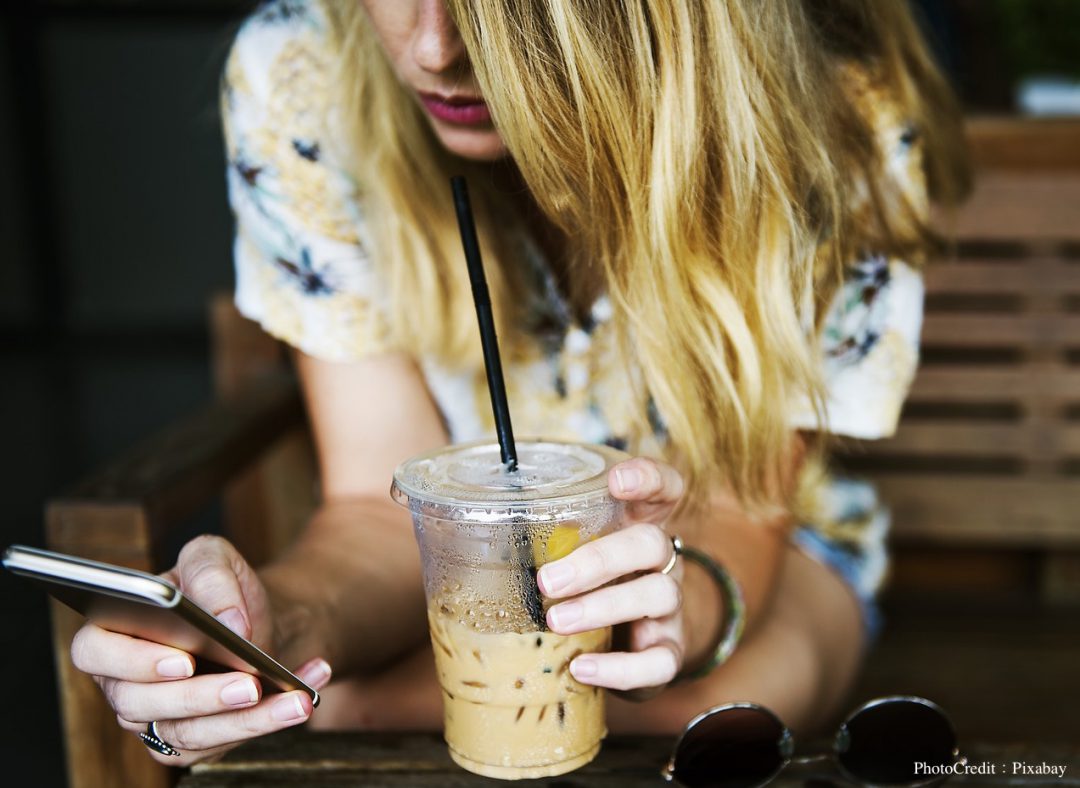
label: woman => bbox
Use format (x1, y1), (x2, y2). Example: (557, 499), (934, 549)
(71, 0), (969, 766)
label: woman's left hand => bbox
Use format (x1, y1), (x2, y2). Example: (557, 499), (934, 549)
(537, 457), (685, 697)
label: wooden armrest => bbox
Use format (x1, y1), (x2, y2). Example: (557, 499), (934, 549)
(46, 371), (304, 571)
(41, 371), (305, 788)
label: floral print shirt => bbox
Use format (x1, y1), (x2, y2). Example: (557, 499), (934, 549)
(222, 0), (929, 641)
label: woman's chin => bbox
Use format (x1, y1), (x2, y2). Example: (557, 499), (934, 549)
(432, 122), (508, 162)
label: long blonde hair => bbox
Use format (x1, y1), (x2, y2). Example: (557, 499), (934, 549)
(323, 0), (969, 509)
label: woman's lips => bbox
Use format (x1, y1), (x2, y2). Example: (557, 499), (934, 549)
(419, 92), (492, 126)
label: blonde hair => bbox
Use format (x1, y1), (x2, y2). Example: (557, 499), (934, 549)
(323, 0), (968, 509)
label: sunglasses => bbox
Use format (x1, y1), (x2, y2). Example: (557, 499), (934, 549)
(662, 696), (964, 788)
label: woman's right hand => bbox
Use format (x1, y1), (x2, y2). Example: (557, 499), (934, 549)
(70, 535), (332, 766)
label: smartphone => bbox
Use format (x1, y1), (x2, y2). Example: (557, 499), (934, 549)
(2, 544), (318, 705)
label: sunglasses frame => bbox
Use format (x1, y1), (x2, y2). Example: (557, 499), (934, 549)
(662, 695), (965, 788)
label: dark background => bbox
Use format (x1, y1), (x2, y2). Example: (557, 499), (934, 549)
(0, 3), (248, 785)
(0, 1), (1072, 785)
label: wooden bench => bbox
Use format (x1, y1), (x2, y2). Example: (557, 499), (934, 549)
(839, 117), (1080, 602)
(43, 118), (1080, 788)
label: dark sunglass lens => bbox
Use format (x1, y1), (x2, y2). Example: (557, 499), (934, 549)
(837, 699), (956, 784)
(672, 706), (788, 788)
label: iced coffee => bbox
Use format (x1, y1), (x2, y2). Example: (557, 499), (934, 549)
(392, 440), (626, 779)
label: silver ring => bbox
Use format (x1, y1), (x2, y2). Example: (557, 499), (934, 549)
(660, 535), (683, 575)
(139, 720), (181, 757)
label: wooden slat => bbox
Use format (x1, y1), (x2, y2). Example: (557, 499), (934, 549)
(888, 547), (1039, 595)
(966, 116), (1080, 171)
(860, 423), (1031, 456)
(1042, 552), (1080, 604)
(907, 366), (1080, 404)
(925, 262), (1080, 295)
(875, 476), (1080, 545)
(46, 501), (155, 566)
(941, 173), (1080, 242)
(868, 422), (1080, 458)
(921, 314), (1080, 347)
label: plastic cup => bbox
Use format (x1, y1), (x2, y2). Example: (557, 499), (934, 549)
(391, 439), (628, 779)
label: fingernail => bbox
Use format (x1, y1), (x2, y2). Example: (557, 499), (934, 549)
(300, 659), (332, 688)
(538, 562), (575, 594)
(220, 678), (258, 706)
(156, 656), (194, 678)
(615, 467), (642, 493)
(549, 601), (583, 630)
(570, 656), (598, 679)
(272, 694), (308, 722)
(217, 607), (248, 638)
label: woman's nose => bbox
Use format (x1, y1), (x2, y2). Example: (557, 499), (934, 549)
(412, 0), (466, 76)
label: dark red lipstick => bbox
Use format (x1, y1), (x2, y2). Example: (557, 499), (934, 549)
(419, 92), (492, 126)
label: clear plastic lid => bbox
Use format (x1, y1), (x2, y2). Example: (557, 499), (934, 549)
(391, 439), (627, 522)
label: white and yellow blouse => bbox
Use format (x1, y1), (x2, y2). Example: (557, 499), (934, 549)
(223, 0), (930, 643)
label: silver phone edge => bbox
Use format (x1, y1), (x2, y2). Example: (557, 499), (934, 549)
(3, 545), (320, 706)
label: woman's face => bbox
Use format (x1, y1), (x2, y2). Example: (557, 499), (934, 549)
(361, 0), (507, 161)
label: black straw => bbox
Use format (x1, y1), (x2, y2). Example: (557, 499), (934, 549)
(451, 176), (544, 630)
(451, 175), (518, 472)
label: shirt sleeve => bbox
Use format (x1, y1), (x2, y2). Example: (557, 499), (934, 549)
(221, 1), (396, 363)
(790, 256), (924, 439)
(789, 67), (928, 440)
